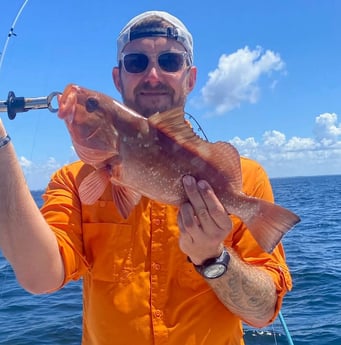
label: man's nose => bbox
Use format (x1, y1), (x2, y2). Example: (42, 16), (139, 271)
(143, 64), (162, 87)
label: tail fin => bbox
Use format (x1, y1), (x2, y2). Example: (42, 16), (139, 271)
(244, 199), (300, 253)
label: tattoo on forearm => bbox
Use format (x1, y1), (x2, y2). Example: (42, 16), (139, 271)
(208, 251), (276, 321)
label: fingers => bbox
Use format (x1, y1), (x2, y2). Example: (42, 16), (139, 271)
(177, 176), (233, 263)
(182, 175), (231, 232)
(178, 198), (201, 229)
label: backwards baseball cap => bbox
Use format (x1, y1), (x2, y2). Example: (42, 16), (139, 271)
(117, 11), (193, 65)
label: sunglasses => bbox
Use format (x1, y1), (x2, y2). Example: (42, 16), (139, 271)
(121, 51), (189, 74)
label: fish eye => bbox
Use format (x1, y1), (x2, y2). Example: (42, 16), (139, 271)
(86, 97), (99, 113)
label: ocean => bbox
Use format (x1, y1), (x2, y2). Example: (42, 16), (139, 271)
(0, 175), (340, 345)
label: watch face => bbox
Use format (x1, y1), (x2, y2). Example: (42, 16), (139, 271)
(203, 263), (226, 279)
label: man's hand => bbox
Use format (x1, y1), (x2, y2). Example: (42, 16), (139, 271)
(177, 175), (232, 265)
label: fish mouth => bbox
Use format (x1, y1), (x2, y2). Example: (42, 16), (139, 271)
(57, 92), (77, 121)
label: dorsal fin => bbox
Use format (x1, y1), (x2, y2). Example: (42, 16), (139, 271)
(148, 108), (242, 190)
(148, 107), (202, 146)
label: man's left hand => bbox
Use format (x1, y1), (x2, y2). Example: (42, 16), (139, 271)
(177, 175), (233, 265)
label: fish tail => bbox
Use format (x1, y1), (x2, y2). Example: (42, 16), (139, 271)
(244, 199), (300, 253)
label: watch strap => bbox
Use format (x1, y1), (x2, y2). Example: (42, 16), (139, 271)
(188, 247), (230, 278)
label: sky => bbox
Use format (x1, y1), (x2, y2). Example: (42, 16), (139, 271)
(0, 0), (341, 190)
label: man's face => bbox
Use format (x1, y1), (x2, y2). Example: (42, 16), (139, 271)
(113, 37), (197, 118)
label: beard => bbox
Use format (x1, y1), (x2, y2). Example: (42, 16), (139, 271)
(121, 81), (187, 118)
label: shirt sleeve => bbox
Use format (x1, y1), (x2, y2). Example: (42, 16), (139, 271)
(226, 157), (293, 325)
(40, 162), (90, 287)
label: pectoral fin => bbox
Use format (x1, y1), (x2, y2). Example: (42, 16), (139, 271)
(79, 168), (110, 204)
(111, 184), (141, 219)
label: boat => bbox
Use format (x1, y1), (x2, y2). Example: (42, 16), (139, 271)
(244, 310), (295, 345)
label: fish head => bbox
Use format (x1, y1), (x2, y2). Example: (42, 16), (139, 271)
(58, 84), (119, 165)
(58, 84), (119, 149)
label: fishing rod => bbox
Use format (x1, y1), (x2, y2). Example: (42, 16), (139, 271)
(0, 1), (58, 119)
(278, 311), (295, 345)
(0, 0), (30, 76)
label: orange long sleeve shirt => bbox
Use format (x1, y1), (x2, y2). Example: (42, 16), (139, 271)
(41, 157), (292, 345)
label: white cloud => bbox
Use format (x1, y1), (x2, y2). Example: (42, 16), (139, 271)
(199, 46), (285, 115)
(230, 112), (341, 177)
(20, 156), (63, 191)
(19, 156), (33, 168)
(263, 130), (286, 148)
(18, 145), (79, 190)
(285, 137), (316, 152)
(314, 112), (341, 144)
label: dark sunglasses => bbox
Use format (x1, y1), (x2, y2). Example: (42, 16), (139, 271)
(121, 51), (189, 74)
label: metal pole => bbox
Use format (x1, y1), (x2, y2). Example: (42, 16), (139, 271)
(278, 311), (295, 345)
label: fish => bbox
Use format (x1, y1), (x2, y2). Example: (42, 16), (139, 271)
(57, 83), (300, 253)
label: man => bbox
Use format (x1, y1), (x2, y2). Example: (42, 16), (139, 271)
(0, 10), (292, 345)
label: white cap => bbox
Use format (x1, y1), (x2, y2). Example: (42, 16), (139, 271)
(117, 11), (193, 64)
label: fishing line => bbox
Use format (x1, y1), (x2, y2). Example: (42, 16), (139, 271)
(271, 323), (279, 345)
(0, 0), (29, 76)
(0, 0), (49, 190)
(185, 111), (208, 141)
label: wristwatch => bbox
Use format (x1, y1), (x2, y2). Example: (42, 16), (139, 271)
(190, 247), (230, 279)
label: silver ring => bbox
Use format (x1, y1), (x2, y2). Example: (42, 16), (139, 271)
(47, 92), (62, 113)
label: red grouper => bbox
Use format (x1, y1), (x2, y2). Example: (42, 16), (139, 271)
(57, 83), (300, 253)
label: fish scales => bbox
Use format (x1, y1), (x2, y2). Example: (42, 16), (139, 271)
(58, 84), (301, 253)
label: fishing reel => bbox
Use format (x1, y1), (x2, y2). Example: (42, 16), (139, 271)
(0, 90), (61, 119)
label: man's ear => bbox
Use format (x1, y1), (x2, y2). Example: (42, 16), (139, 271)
(187, 66), (197, 92)
(112, 67), (122, 93)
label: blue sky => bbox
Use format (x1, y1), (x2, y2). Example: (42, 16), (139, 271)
(0, 0), (340, 190)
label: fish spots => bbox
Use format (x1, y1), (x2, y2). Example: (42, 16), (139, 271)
(86, 97), (99, 113)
